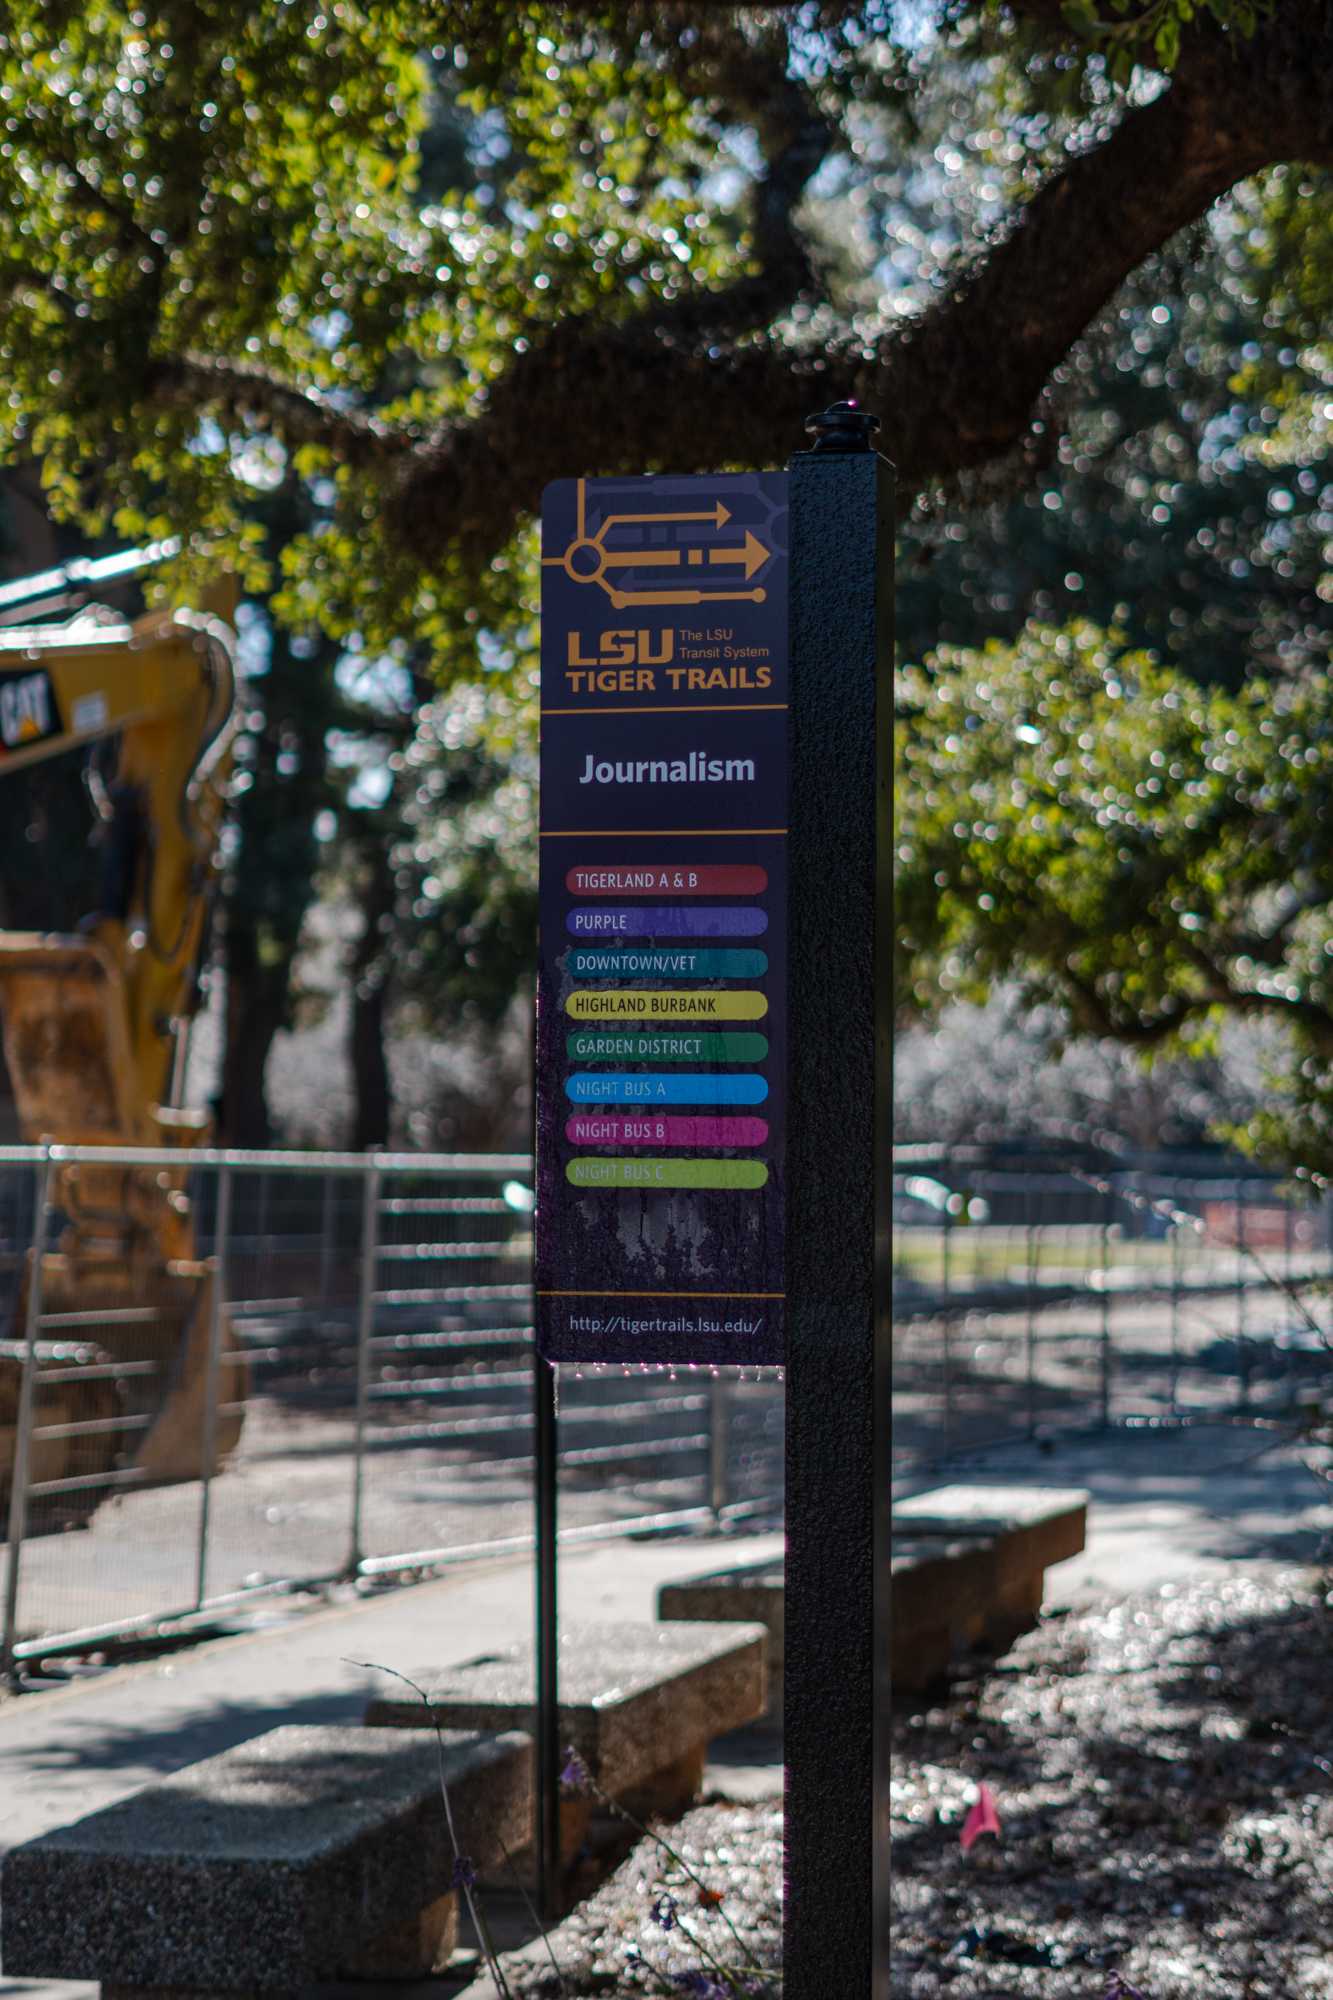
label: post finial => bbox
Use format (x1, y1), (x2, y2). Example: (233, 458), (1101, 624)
(803, 399), (880, 452)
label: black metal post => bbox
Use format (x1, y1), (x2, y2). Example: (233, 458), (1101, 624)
(1099, 1184), (1113, 1428)
(533, 1351), (561, 1919)
(1169, 1187), (1183, 1418)
(784, 406), (893, 2000)
(1235, 1177), (1250, 1407)
(1025, 1178), (1038, 1436)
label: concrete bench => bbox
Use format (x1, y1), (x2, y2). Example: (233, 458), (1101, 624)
(0, 1724), (529, 1997)
(656, 1540), (1002, 1701)
(891, 1531), (1001, 1689)
(657, 1561), (784, 1717)
(364, 1619), (766, 1868)
(659, 1485), (1089, 1699)
(894, 1483), (1088, 1652)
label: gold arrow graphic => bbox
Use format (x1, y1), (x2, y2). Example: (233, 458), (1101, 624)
(601, 547), (685, 568)
(543, 480), (770, 602)
(599, 501), (731, 531)
(707, 531), (768, 581)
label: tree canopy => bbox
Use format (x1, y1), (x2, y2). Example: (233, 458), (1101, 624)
(1, 1), (1330, 1146)
(1, 1), (1329, 640)
(896, 623), (1333, 1167)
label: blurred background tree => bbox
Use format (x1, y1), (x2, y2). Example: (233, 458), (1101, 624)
(0, 1), (1327, 1144)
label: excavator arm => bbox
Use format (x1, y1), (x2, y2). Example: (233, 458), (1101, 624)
(0, 566), (247, 1505)
(0, 597), (236, 1141)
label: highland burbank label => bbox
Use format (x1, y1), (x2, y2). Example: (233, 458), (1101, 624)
(536, 471), (789, 1366)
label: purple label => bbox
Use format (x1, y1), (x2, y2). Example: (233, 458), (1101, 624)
(536, 471), (789, 1365)
(567, 905), (768, 938)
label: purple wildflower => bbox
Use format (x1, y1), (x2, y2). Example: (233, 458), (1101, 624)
(671, 1975), (727, 1997)
(451, 1853), (476, 1889)
(651, 1891), (679, 1932)
(559, 1746), (592, 1793)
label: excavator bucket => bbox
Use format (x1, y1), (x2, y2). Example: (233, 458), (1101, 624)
(0, 934), (247, 1513)
(0, 934), (133, 1142)
(131, 1266), (247, 1485)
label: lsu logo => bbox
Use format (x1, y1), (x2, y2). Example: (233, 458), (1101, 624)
(0, 670), (56, 752)
(566, 628), (674, 667)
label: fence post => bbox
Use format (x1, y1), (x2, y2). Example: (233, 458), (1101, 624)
(1169, 1187), (1183, 1419)
(1099, 1183), (1113, 1429)
(708, 1372), (730, 1521)
(195, 1161), (232, 1611)
(1235, 1177), (1250, 1408)
(318, 1171), (336, 1320)
(940, 1201), (953, 1456)
(348, 1157), (382, 1575)
(1024, 1180), (1037, 1437)
(3, 1149), (52, 1686)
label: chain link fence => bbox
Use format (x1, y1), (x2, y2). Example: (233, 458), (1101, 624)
(0, 1145), (784, 1675)
(893, 1151), (1333, 1474)
(6, 1137), (1318, 1664)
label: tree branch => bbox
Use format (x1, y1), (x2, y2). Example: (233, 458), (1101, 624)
(143, 354), (413, 462)
(1060, 964), (1201, 1045)
(1061, 940), (1333, 1055)
(1224, 885), (1333, 965)
(134, 4), (1333, 573)
(1176, 932), (1333, 1050)
(140, 15), (832, 493)
(381, 0), (1333, 569)
(620, 7), (835, 293)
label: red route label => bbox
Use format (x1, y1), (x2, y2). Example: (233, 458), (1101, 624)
(565, 864), (767, 897)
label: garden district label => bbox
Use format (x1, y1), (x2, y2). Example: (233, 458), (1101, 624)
(536, 471), (788, 1365)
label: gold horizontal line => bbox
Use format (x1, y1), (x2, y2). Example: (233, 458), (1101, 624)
(540, 829), (788, 839)
(539, 1289), (786, 1300)
(541, 703), (788, 716)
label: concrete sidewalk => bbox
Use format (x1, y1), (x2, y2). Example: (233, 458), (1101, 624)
(0, 1530), (784, 1998)
(2, 1420), (1329, 1996)
(0, 1531), (786, 1853)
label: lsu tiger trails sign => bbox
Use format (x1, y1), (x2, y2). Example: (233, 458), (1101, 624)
(535, 470), (789, 1366)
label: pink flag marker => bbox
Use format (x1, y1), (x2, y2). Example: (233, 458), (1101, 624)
(960, 1783), (1001, 1851)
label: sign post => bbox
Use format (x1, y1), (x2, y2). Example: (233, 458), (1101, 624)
(783, 406), (893, 1998)
(535, 406), (892, 1994)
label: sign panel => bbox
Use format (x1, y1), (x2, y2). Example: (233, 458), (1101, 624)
(536, 471), (788, 1365)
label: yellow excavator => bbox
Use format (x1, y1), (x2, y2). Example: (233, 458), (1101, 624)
(0, 547), (246, 1516)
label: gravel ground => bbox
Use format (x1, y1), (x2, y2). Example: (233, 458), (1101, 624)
(487, 1566), (1333, 1998)
(892, 1566), (1333, 1997)
(488, 1801), (783, 1997)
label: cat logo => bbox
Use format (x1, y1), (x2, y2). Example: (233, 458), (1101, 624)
(0, 669), (59, 754)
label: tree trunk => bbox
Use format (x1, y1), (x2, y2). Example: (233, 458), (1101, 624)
(219, 927), (288, 1148)
(350, 967), (390, 1151)
(216, 575), (340, 1147)
(349, 840), (395, 1152)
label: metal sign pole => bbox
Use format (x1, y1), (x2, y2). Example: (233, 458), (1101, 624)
(534, 1352), (561, 1918)
(783, 406), (893, 1999)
